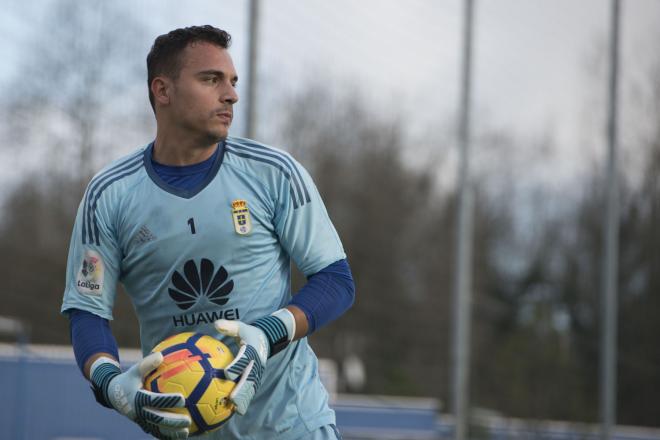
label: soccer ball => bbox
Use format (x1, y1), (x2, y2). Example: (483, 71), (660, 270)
(143, 332), (236, 436)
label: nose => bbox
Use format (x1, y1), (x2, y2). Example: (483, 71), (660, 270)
(222, 84), (239, 105)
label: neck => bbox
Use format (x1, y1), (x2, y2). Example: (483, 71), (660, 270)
(153, 127), (221, 166)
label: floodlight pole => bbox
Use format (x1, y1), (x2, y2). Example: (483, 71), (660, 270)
(601, 1), (621, 440)
(452, 1), (476, 440)
(246, 0), (260, 139)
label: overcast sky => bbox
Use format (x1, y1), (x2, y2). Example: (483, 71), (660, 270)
(1, 0), (658, 191)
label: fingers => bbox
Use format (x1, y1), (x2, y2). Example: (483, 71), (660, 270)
(214, 320), (269, 362)
(214, 319), (241, 337)
(138, 418), (189, 439)
(227, 360), (255, 415)
(156, 426), (190, 440)
(136, 398), (191, 438)
(225, 344), (249, 372)
(137, 389), (186, 409)
(213, 321), (267, 417)
(138, 351), (164, 377)
(231, 360), (254, 394)
(156, 429), (189, 440)
(141, 407), (191, 429)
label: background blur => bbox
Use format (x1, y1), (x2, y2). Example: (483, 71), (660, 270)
(0, 0), (659, 438)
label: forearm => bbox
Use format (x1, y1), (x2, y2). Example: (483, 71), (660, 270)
(84, 352), (119, 379)
(213, 260), (354, 417)
(244, 259), (354, 359)
(285, 305), (309, 340)
(69, 309), (189, 436)
(68, 308), (120, 379)
(288, 258), (355, 335)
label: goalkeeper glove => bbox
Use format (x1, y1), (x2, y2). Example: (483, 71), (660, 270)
(90, 353), (191, 439)
(214, 308), (296, 415)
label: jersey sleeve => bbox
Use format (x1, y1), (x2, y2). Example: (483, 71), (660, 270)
(273, 157), (346, 277)
(61, 187), (122, 320)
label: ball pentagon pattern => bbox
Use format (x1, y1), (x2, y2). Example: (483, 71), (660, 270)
(143, 332), (236, 436)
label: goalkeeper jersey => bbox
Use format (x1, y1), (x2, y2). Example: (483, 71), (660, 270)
(61, 136), (345, 439)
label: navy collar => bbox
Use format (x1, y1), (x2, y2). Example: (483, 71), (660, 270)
(143, 141), (226, 199)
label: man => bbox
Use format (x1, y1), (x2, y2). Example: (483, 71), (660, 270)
(61, 25), (354, 440)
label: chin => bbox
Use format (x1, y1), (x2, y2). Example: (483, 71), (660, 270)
(204, 129), (228, 144)
(211, 125), (230, 141)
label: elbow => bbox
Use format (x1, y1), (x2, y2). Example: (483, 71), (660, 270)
(339, 258), (356, 311)
(344, 276), (356, 311)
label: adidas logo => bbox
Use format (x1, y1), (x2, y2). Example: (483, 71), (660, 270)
(168, 259), (234, 310)
(134, 225), (157, 245)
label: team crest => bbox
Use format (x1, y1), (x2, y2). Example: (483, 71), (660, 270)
(231, 199), (252, 235)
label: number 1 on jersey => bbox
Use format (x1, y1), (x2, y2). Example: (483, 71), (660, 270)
(188, 217), (196, 234)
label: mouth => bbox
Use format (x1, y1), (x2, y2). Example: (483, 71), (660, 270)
(215, 111), (233, 123)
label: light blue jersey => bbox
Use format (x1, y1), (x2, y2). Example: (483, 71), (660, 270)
(61, 136), (346, 439)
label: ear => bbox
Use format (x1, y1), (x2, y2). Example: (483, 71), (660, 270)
(151, 76), (171, 107)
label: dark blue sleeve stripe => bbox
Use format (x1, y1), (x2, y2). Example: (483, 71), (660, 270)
(84, 156), (143, 244)
(83, 160), (143, 245)
(85, 150), (143, 196)
(245, 141), (311, 204)
(227, 142), (306, 206)
(289, 259), (355, 334)
(225, 146), (301, 209)
(82, 152), (143, 244)
(226, 140), (311, 205)
(69, 308), (119, 374)
(90, 162), (143, 245)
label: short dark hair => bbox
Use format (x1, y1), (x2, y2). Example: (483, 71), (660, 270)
(146, 25), (232, 111)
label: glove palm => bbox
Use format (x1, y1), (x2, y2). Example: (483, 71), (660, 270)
(214, 320), (268, 415)
(91, 353), (191, 439)
(214, 309), (295, 415)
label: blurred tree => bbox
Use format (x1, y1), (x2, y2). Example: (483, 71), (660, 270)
(614, 69), (660, 425)
(5, 0), (149, 179)
(0, 0), (147, 346)
(0, 175), (139, 346)
(270, 86), (512, 404)
(471, 183), (599, 422)
(468, 64), (660, 426)
(0, 3), (657, 427)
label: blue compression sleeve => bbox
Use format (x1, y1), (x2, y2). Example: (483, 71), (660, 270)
(289, 259), (355, 334)
(69, 308), (119, 374)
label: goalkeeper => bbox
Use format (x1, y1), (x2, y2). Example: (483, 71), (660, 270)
(61, 25), (354, 440)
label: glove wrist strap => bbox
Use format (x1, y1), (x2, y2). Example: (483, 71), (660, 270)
(252, 308), (296, 358)
(89, 356), (121, 409)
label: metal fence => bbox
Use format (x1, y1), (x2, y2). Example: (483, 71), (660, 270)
(1, 344), (659, 440)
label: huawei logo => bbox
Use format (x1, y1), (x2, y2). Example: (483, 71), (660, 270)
(168, 259), (234, 310)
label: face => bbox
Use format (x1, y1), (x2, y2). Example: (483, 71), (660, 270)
(156, 42), (239, 143)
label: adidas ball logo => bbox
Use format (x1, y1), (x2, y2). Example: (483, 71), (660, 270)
(169, 259), (234, 310)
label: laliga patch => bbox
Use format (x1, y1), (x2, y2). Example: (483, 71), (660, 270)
(231, 199), (252, 235)
(76, 249), (104, 295)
